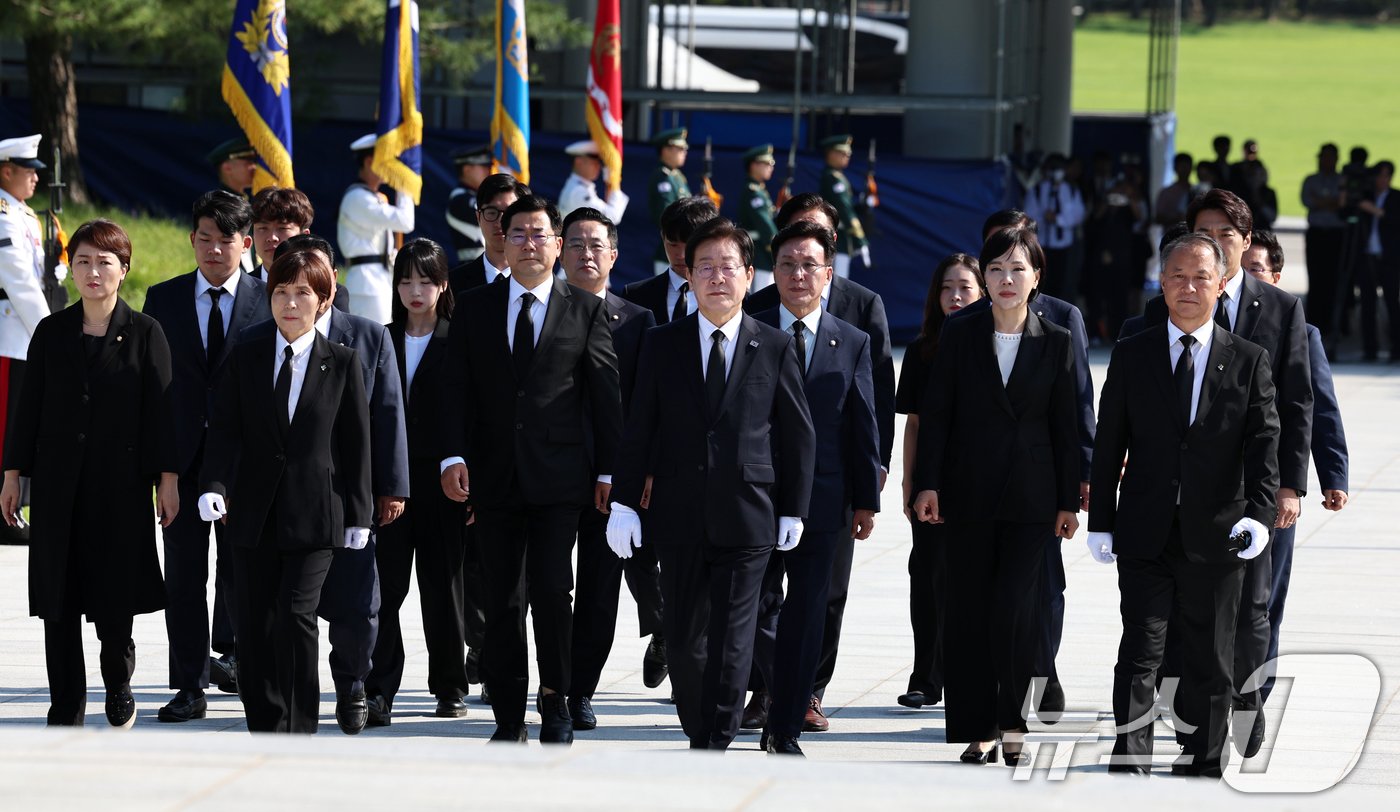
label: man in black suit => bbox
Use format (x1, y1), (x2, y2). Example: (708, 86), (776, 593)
(607, 217), (815, 751)
(248, 188), (349, 311)
(447, 173), (529, 296)
(144, 190), (270, 723)
(750, 221), (880, 756)
(1357, 160), (1400, 361)
(621, 196), (717, 326)
(440, 195), (621, 745)
(558, 207), (668, 730)
(1090, 232), (1280, 777)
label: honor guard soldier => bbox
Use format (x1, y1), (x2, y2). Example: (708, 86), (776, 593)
(206, 137), (259, 274)
(647, 128), (691, 274)
(738, 144), (779, 291)
(558, 140), (629, 223)
(818, 135), (868, 279)
(446, 144), (492, 264)
(338, 133), (415, 324)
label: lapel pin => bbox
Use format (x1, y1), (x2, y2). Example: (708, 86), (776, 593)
(1216, 364), (1224, 371)
(749, 339), (759, 348)
(611, 313), (619, 321)
(829, 339), (837, 347)
(116, 335), (123, 342)
(320, 363), (328, 372)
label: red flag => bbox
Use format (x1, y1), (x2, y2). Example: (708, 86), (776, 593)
(586, 0), (623, 194)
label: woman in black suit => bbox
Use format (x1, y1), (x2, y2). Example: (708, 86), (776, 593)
(895, 253), (984, 710)
(911, 227), (1081, 764)
(2, 219), (178, 728)
(198, 248), (372, 734)
(364, 239), (472, 722)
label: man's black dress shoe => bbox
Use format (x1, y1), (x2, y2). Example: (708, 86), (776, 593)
(336, 689), (368, 735)
(157, 689), (207, 723)
(489, 724), (527, 743)
(465, 647), (482, 685)
(1037, 678), (1065, 725)
(1238, 709), (1266, 758)
(642, 634), (668, 688)
(106, 685), (136, 729)
(478, 683), (492, 706)
(740, 691), (769, 730)
(538, 692), (574, 745)
(209, 654), (238, 694)
(568, 695), (597, 730)
(897, 690), (939, 708)
(435, 696), (468, 718)
(766, 735), (804, 756)
(366, 694), (391, 726)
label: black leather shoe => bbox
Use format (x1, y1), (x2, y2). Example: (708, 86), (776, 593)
(465, 648), (482, 685)
(157, 689), (207, 723)
(366, 695), (391, 727)
(435, 696), (468, 718)
(959, 742), (999, 764)
(489, 724), (527, 743)
(759, 727), (771, 752)
(106, 685), (136, 729)
(1170, 761), (1222, 778)
(209, 654), (238, 694)
(1107, 763), (1151, 776)
(1239, 708), (1266, 758)
(568, 695), (597, 730)
(478, 683), (492, 706)
(766, 734), (805, 756)
(1037, 678), (1065, 725)
(897, 690), (939, 708)
(538, 691), (574, 745)
(642, 634), (668, 689)
(740, 691), (769, 730)
(336, 690), (368, 735)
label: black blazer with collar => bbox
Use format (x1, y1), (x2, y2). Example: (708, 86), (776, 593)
(390, 318), (454, 490)
(1305, 324), (1348, 493)
(441, 276), (622, 508)
(753, 307), (880, 531)
(620, 269), (678, 327)
(201, 330), (373, 550)
(143, 269), (271, 478)
(746, 276), (896, 469)
(914, 307), (1080, 524)
(1089, 323), (1280, 564)
(1139, 272), (1313, 493)
(613, 313), (816, 548)
(448, 256), (505, 298)
(604, 291), (657, 412)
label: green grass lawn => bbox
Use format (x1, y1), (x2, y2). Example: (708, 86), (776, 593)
(1073, 15), (1400, 217)
(55, 203), (195, 313)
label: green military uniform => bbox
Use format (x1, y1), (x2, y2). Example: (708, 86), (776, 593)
(737, 144), (778, 271)
(648, 128), (691, 265)
(818, 134), (867, 257)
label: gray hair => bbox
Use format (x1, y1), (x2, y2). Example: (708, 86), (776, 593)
(1161, 232), (1227, 278)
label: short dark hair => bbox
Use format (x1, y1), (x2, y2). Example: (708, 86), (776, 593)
(274, 233), (336, 266)
(1350, 146), (1369, 164)
(1159, 220), (1191, 255)
(1187, 187), (1253, 235)
(660, 196), (718, 243)
(1250, 229), (1284, 275)
(770, 220), (836, 264)
(979, 226), (1047, 300)
(685, 217), (753, 271)
(1376, 160), (1396, 177)
(192, 189), (253, 236)
(561, 207), (618, 249)
(1319, 143), (1339, 158)
(919, 253), (984, 360)
(981, 208), (1036, 241)
(774, 192), (839, 230)
(69, 219), (132, 269)
(1174, 152), (1194, 170)
(251, 187), (314, 228)
(477, 173), (531, 208)
(502, 194), (561, 234)
(1213, 135), (1231, 150)
(266, 248), (335, 305)
(392, 238), (455, 323)
(1162, 232), (1227, 279)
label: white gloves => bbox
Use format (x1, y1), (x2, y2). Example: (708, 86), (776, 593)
(344, 527), (370, 550)
(198, 493), (226, 522)
(1087, 531), (1116, 564)
(859, 245), (872, 267)
(777, 517), (804, 552)
(1231, 517), (1271, 560)
(606, 503), (643, 559)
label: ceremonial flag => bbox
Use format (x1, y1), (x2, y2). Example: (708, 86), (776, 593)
(492, 0), (531, 183)
(373, 0), (424, 203)
(586, 0), (623, 194)
(222, 0), (294, 191)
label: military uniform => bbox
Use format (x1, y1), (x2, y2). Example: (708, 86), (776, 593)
(207, 137), (259, 275)
(647, 128), (691, 273)
(337, 134), (414, 324)
(819, 135), (867, 279)
(446, 144), (490, 264)
(737, 144), (779, 291)
(559, 140), (630, 222)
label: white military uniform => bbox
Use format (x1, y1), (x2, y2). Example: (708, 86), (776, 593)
(337, 183), (414, 325)
(558, 172), (630, 222)
(0, 187), (50, 361)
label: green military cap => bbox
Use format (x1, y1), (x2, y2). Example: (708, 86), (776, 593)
(205, 137), (256, 166)
(819, 134), (854, 155)
(742, 144), (776, 165)
(652, 128), (689, 149)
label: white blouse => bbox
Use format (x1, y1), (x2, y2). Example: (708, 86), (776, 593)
(993, 331), (1022, 386)
(403, 332), (432, 391)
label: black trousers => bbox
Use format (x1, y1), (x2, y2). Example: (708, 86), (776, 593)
(1358, 254), (1400, 358)
(462, 523), (487, 651)
(906, 518), (947, 697)
(1262, 523), (1298, 703)
(43, 613), (135, 726)
(366, 494), (470, 707)
(474, 502), (580, 728)
(1305, 226), (1345, 338)
(942, 520), (1051, 742)
(570, 506), (664, 698)
(1113, 522), (1244, 772)
(657, 542), (770, 750)
(812, 529), (855, 698)
(1233, 543), (1273, 713)
(234, 534), (334, 734)
(1038, 540), (1067, 685)
(316, 539), (381, 696)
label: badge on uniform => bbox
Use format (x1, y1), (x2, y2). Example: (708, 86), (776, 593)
(751, 196), (765, 208)
(658, 182), (672, 193)
(833, 183), (846, 194)
(0, 199), (8, 215)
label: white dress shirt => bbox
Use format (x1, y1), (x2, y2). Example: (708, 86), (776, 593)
(778, 305), (822, 371)
(664, 269), (695, 320)
(698, 310), (742, 380)
(1220, 270), (1244, 331)
(273, 328), (318, 424)
(506, 276), (552, 349)
(194, 270), (240, 351)
(403, 331), (431, 391)
(1167, 319), (1215, 426)
(483, 253), (509, 284)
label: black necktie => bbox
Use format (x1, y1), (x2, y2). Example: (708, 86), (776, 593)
(705, 329), (726, 419)
(1215, 291), (1231, 331)
(672, 282), (689, 323)
(207, 288), (225, 364)
(791, 320), (808, 372)
(1175, 334), (1196, 427)
(513, 292), (536, 379)
(274, 345), (294, 433)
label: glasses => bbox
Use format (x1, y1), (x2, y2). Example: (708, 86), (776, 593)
(774, 261), (830, 277)
(507, 232), (558, 246)
(564, 240), (612, 254)
(478, 206), (504, 222)
(692, 264), (744, 280)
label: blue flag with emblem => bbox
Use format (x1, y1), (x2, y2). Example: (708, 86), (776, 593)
(373, 0), (424, 204)
(222, 0), (294, 191)
(491, 0), (530, 183)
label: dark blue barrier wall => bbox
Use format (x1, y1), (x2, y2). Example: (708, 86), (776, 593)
(1, 101), (1004, 341)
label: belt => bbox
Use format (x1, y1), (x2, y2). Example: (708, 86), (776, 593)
(346, 254), (388, 267)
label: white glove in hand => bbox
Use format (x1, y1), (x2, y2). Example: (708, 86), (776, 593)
(198, 493), (226, 522)
(344, 527), (370, 550)
(606, 503), (642, 560)
(859, 245), (872, 267)
(1232, 517), (1271, 560)
(777, 517), (803, 552)
(1087, 531), (1117, 564)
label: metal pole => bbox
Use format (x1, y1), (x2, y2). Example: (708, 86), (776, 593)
(686, 0), (697, 92)
(993, 0), (1007, 157)
(791, 0), (805, 151)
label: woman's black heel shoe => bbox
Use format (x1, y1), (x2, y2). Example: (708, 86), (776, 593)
(959, 743), (999, 764)
(1002, 745), (1027, 766)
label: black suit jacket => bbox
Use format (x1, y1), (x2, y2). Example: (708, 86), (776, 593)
(1305, 324), (1348, 493)
(914, 308), (1080, 523)
(142, 270), (271, 477)
(1090, 323), (1280, 563)
(754, 308), (880, 531)
(448, 256), (504, 297)
(603, 291), (656, 414)
(390, 318), (455, 493)
(746, 277), (895, 468)
(441, 277), (622, 508)
(202, 331), (373, 550)
(613, 313), (816, 548)
(620, 270), (677, 327)
(1137, 273), (1313, 493)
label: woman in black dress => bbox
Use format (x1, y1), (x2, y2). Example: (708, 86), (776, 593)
(2, 219), (177, 727)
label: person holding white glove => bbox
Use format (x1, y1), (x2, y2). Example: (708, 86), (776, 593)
(198, 248), (373, 734)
